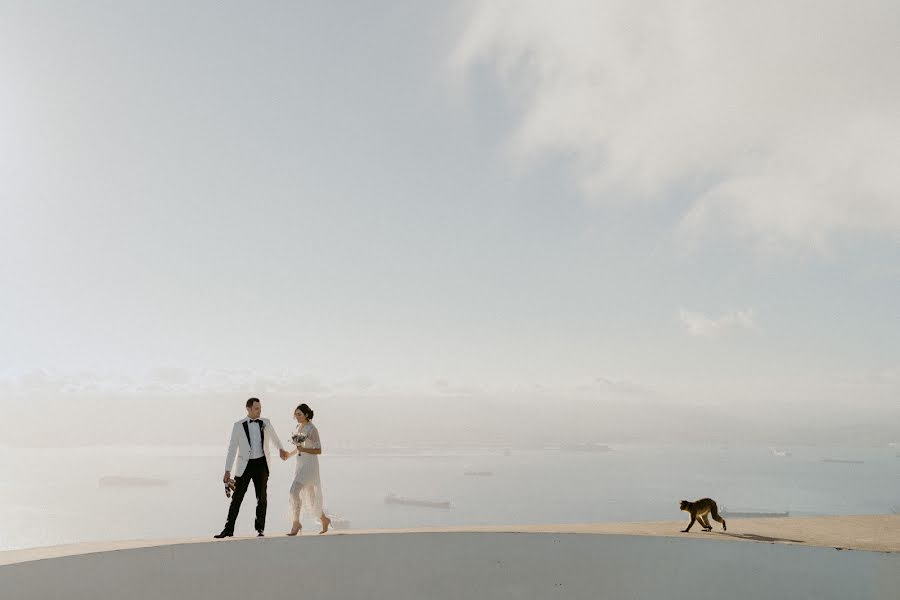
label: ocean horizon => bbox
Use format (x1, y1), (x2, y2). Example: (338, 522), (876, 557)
(2, 442), (897, 552)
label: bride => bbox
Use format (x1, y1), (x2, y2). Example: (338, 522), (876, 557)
(284, 403), (331, 535)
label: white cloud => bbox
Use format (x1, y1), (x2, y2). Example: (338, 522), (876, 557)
(453, 0), (900, 251)
(591, 375), (650, 395)
(679, 308), (755, 337)
(434, 379), (479, 396)
(148, 366), (192, 385)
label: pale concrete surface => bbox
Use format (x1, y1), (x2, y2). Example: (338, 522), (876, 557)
(1, 514), (897, 567)
(349, 514), (900, 553)
(1, 530), (898, 600)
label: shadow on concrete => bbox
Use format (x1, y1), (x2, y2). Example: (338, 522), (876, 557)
(722, 532), (805, 544)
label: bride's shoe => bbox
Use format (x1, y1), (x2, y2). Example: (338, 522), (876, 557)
(319, 516), (331, 534)
(286, 522), (302, 536)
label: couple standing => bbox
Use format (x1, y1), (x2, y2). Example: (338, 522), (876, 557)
(214, 397), (331, 538)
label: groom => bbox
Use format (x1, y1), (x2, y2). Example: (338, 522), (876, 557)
(214, 398), (288, 538)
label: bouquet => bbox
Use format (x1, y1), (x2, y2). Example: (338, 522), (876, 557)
(291, 431), (308, 445)
(225, 478), (236, 498)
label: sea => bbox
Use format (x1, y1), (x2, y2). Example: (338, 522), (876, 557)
(1, 443), (898, 551)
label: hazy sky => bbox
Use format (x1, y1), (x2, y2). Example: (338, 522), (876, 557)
(1, 1), (898, 411)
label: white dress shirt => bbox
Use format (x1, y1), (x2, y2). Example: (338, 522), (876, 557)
(247, 420), (264, 459)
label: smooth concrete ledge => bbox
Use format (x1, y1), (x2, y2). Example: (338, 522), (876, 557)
(3, 514), (897, 566)
(2, 516), (899, 600)
(372, 513), (900, 553)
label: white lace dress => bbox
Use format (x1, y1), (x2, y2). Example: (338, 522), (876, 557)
(288, 422), (324, 520)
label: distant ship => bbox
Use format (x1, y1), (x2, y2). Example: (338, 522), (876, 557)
(721, 506), (790, 519)
(385, 493), (451, 509)
(324, 511), (351, 530)
(560, 442), (612, 453)
(821, 458), (865, 464)
(99, 476), (168, 488)
(769, 447), (792, 457)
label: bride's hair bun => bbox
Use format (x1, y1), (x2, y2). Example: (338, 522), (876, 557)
(296, 403), (314, 420)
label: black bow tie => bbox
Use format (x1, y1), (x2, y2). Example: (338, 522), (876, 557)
(249, 419), (264, 428)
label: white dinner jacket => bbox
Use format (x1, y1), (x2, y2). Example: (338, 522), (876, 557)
(224, 417), (285, 477)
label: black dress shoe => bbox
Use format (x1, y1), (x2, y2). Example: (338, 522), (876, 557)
(257, 530), (265, 537)
(214, 531), (233, 539)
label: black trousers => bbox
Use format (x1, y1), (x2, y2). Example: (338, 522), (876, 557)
(223, 457), (269, 533)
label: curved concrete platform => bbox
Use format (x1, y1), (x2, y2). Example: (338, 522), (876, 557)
(2, 516), (898, 599)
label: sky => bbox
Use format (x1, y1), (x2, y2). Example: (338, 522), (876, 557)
(0, 1), (897, 443)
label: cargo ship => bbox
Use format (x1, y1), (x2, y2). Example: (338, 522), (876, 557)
(385, 493), (451, 509)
